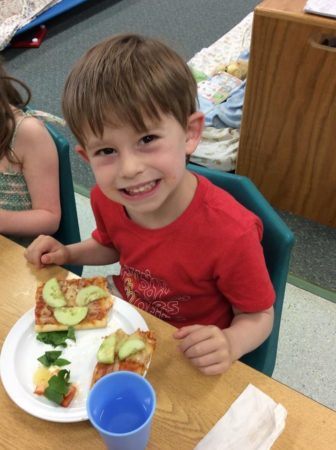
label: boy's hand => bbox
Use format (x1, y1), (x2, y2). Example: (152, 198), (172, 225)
(24, 235), (69, 269)
(173, 325), (233, 375)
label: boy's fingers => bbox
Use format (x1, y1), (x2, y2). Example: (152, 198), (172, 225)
(40, 249), (65, 266)
(184, 339), (222, 359)
(198, 362), (229, 376)
(173, 324), (203, 339)
(25, 236), (64, 268)
(175, 325), (214, 346)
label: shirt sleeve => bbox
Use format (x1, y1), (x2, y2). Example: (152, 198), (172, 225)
(216, 220), (275, 313)
(90, 187), (115, 247)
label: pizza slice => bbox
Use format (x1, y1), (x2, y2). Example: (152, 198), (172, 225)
(91, 329), (156, 386)
(35, 277), (113, 332)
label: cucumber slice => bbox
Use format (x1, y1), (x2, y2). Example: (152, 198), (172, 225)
(97, 334), (116, 364)
(75, 285), (108, 306)
(118, 339), (145, 361)
(115, 334), (129, 353)
(53, 306), (88, 326)
(42, 278), (66, 308)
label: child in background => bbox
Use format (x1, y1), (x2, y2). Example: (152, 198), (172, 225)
(25, 34), (275, 375)
(0, 60), (61, 242)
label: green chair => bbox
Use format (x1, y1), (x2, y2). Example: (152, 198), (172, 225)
(187, 162), (294, 376)
(45, 123), (83, 276)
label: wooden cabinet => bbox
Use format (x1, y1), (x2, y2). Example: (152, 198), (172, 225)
(236, 0), (336, 227)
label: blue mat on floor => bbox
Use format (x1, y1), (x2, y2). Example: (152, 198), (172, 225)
(17, 0), (91, 35)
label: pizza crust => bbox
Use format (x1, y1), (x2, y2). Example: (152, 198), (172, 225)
(34, 317), (110, 332)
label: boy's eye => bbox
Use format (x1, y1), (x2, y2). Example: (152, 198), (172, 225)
(140, 135), (157, 145)
(96, 148), (116, 156)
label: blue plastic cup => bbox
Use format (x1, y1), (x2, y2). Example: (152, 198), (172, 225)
(87, 371), (156, 450)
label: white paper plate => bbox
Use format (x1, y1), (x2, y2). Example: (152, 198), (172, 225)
(0, 296), (148, 423)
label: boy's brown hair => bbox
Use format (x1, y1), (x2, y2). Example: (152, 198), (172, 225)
(62, 33), (197, 147)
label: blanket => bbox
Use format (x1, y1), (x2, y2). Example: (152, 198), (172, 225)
(189, 12), (253, 171)
(0, 0), (61, 50)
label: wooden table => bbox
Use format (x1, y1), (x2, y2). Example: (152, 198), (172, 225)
(237, 0), (336, 226)
(0, 235), (335, 449)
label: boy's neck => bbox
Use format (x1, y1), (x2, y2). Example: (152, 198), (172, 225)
(125, 171), (198, 229)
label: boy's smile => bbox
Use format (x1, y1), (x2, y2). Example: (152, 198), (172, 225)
(119, 180), (160, 198)
(77, 112), (204, 228)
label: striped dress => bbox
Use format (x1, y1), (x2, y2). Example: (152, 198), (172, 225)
(0, 114), (32, 212)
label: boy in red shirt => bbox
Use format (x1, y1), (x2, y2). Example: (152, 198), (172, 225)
(25, 34), (275, 375)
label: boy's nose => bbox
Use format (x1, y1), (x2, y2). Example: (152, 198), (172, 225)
(119, 152), (144, 178)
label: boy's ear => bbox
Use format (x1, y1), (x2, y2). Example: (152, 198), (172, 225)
(75, 145), (90, 163)
(185, 112), (205, 155)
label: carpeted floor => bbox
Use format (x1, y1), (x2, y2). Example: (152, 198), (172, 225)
(278, 211), (336, 295)
(2, 0), (335, 295)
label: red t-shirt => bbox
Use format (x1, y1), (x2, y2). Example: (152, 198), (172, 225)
(91, 174), (275, 329)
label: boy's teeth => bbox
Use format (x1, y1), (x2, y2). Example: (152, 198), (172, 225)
(125, 181), (156, 195)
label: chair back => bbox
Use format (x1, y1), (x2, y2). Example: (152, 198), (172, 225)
(187, 163), (294, 376)
(46, 123), (83, 276)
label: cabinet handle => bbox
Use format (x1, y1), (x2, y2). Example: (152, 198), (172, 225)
(310, 33), (336, 52)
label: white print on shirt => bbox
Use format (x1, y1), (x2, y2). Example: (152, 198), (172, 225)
(120, 265), (190, 322)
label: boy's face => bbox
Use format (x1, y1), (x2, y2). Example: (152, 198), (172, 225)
(77, 112), (204, 227)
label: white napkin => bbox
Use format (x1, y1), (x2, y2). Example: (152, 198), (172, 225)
(195, 384), (287, 450)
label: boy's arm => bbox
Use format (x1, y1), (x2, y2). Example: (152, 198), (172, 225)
(223, 306), (274, 362)
(62, 237), (119, 266)
(173, 306), (274, 375)
(25, 235), (119, 269)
